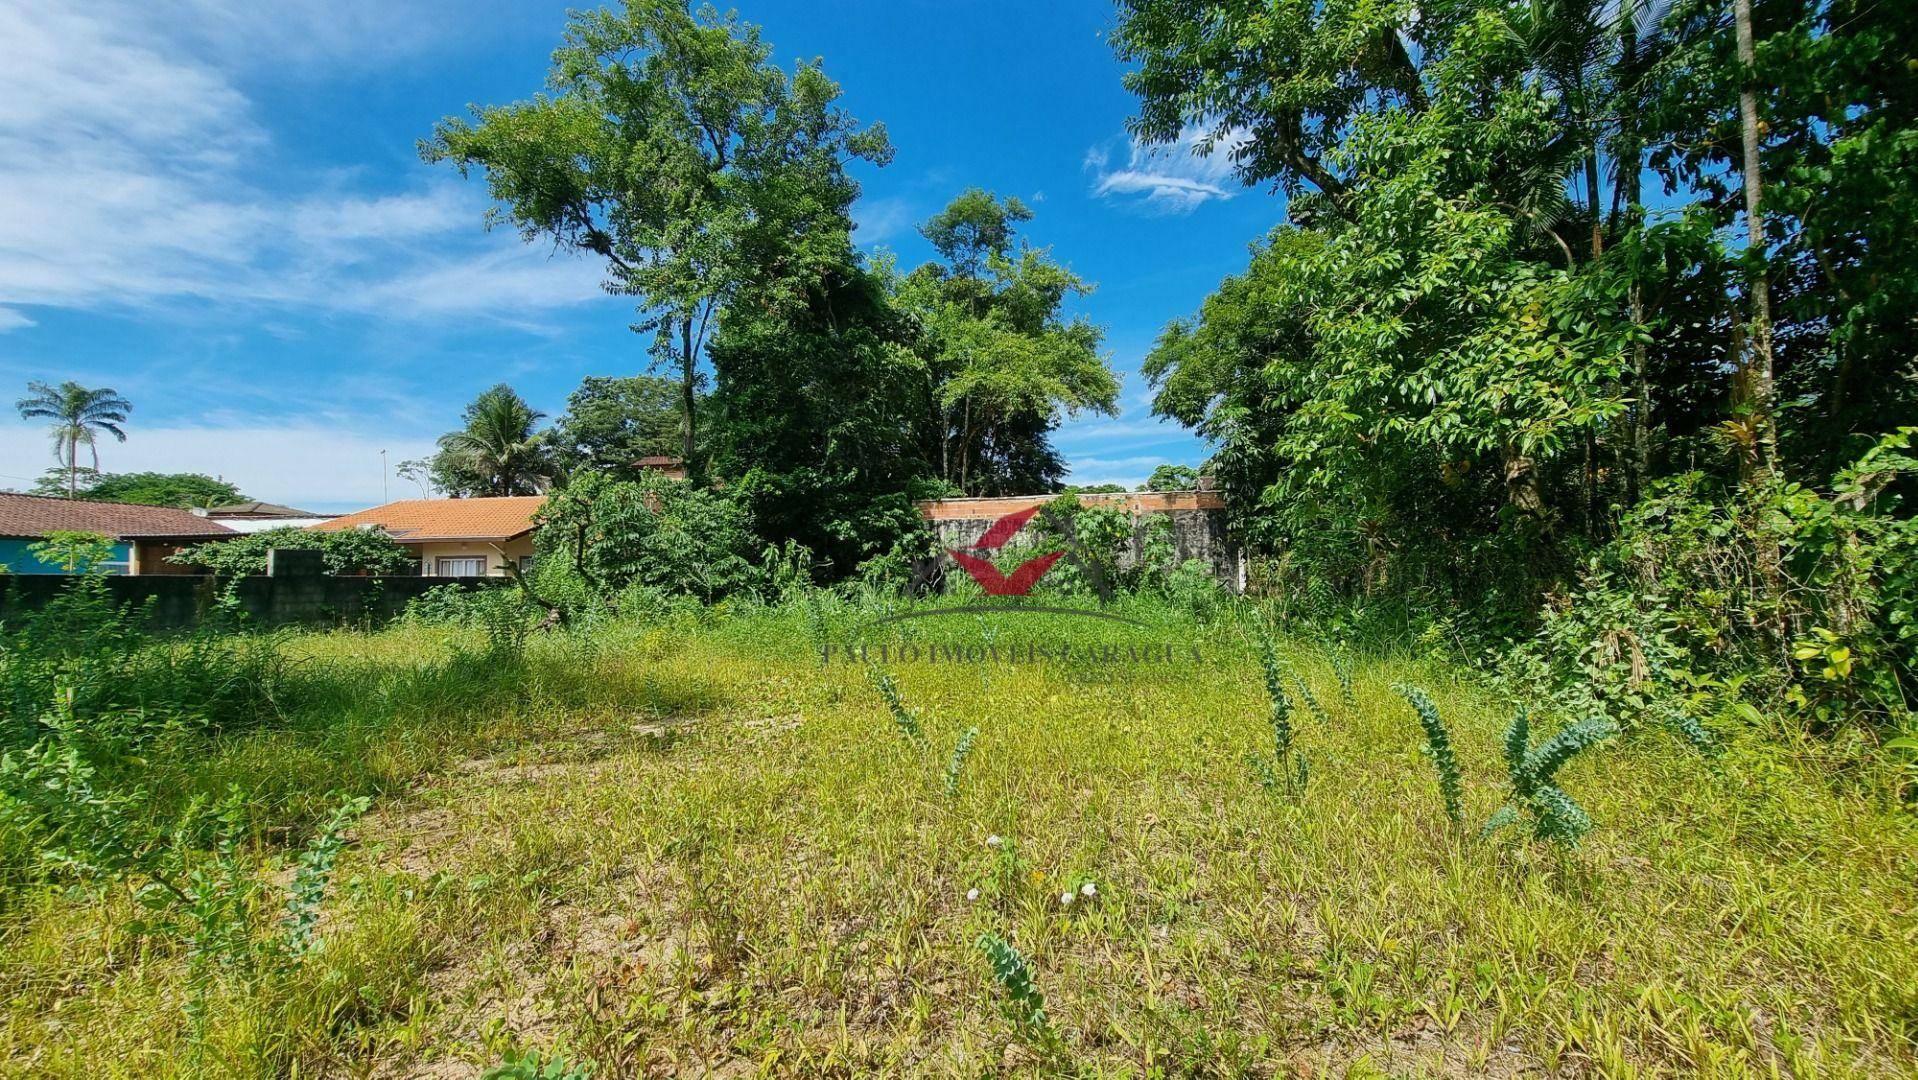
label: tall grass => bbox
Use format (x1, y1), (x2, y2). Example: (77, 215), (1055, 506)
(2, 581), (1915, 1075)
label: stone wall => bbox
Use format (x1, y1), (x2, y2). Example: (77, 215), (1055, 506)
(0, 573), (493, 630)
(915, 491), (1239, 586)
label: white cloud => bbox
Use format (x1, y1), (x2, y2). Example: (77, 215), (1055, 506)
(151, 0), (466, 74)
(0, 306), (34, 331)
(0, 418), (435, 510)
(852, 195), (918, 246)
(352, 245), (612, 321)
(1067, 454), (1187, 475)
(1054, 416), (1195, 448)
(287, 189), (472, 248)
(1087, 125), (1252, 213)
(0, 0), (607, 328)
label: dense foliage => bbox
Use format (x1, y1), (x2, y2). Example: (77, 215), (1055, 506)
(2, 540), (287, 744)
(432, 2), (1120, 574)
(170, 527), (417, 577)
(531, 471), (764, 604)
(1116, 0), (1918, 728)
(26, 469), (245, 508)
(704, 187), (1122, 573)
(707, 264), (935, 575)
(548, 375), (687, 478)
(893, 190), (1119, 495)
(426, 0), (894, 472)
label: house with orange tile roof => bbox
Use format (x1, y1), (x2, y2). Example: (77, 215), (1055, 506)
(310, 497), (543, 578)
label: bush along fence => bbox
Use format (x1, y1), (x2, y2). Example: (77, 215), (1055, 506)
(0, 550), (494, 629)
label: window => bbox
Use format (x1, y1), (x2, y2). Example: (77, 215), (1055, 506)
(518, 554), (536, 573)
(435, 556), (487, 577)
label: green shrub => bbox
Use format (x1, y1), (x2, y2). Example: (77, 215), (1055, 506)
(534, 472), (764, 603)
(403, 584), (536, 655)
(169, 527), (417, 577)
(977, 932), (1052, 1037)
(1249, 622), (1307, 795)
(1483, 707), (1616, 846)
(1395, 685), (1464, 831)
(1510, 433), (1918, 744)
(1, 569), (288, 744)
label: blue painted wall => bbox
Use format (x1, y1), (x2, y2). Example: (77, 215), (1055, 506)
(0, 537), (133, 574)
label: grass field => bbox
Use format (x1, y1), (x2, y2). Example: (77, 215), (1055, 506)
(3, 598), (1916, 1077)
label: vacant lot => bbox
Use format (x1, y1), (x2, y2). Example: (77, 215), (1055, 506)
(3, 599), (1915, 1077)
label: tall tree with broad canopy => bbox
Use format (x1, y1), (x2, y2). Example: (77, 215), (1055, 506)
(29, 470), (245, 509)
(708, 260), (936, 576)
(423, 0), (892, 475)
(551, 375), (689, 478)
(895, 189), (1119, 496)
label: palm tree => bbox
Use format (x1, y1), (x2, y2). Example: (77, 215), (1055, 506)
(15, 381), (132, 497)
(436, 384), (552, 496)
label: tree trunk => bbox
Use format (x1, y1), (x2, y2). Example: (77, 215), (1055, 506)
(1734, 0), (1786, 640)
(1629, 281), (1650, 506)
(1582, 431), (1598, 534)
(1624, 3), (1649, 509)
(679, 317), (697, 474)
(1585, 150), (1604, 260)
(1733, 0), (1776, 473)
(1503, 446), (1546, 522)
(67, 433), (77, 497)
(957, 398), (972, 494)
(939, 402), (952, 484)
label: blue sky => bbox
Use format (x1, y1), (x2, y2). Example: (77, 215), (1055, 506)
(0, 0), (1287, 511)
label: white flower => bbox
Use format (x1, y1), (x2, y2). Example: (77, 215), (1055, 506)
(986, 835), (1003, 848)
(966, 888), (980, 901)
(1080, 882), (1097, 898)
(1060, 890), (1075, 907)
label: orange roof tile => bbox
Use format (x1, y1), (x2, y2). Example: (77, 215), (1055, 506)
(310, 497), (544, 541)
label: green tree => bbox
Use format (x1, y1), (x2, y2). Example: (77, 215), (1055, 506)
(1142, 465), (1199, 492)
(27, 531), (119, 574)
(1114, 0), (1918, 646)
(430, 385), (553, 498)
(30, 470), (245, 508)
(709, 261), (935, 576)
(15, 381), (132, 497)
(551, 375), (688, 478)
(1110, 0), (1435, 221)
(533, 471), (762, 602)
(919, 188), (1033, 277)
(425, 0), (892, 475)
(895, 190), (1118, 495)
(1125, 2), (1640, 615)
